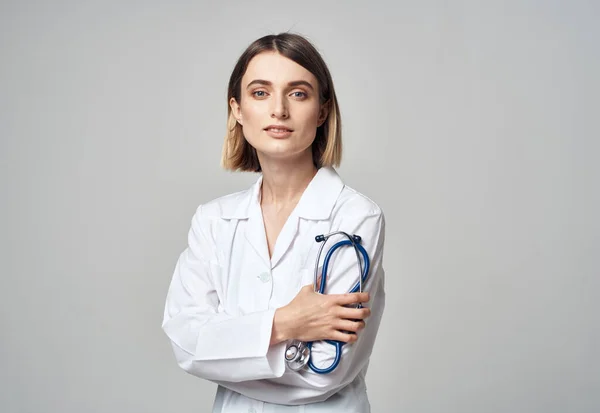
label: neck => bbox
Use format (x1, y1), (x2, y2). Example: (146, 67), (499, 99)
(259, 155), (318, 207)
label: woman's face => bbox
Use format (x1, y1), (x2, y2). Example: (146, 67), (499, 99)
(230, 51), (328, 165)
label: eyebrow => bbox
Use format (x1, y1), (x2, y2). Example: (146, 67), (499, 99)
(246, 79), (315, 90)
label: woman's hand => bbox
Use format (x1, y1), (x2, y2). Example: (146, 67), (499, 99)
(270, 284), (371, 345)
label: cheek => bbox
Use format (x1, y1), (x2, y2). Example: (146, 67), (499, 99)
(239, 102), (265, 144)
(240, 101), (262, 124)
(298, 106), (322, 130)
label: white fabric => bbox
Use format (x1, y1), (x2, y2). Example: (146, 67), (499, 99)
(162, 166), (386, 412)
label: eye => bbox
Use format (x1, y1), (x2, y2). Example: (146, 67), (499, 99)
(252, 90), (268, 98)
(291, 91), (307, 98)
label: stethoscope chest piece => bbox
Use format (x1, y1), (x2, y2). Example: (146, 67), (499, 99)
(284, 340), (310, 371)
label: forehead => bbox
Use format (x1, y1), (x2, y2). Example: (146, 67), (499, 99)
(242, 51), (317, 86)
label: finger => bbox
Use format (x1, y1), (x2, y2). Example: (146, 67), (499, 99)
(336, 306), (371, 320)
(334, 292), (370, 306)
(329, 330), (359, 344)
(302, 276), (322, 291)
(301, 284), (314, 292)
(336, 319), (365, 333)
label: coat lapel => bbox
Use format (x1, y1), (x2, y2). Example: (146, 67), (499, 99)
(229, 167), (345, 270)
(243, 182), (272, 269)
(269, 212), (299, 268)
(270, 167), (345, 268)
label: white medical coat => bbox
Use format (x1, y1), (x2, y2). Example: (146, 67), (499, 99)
(162, 166), (386, 412)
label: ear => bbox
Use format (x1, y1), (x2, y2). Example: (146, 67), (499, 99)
(229, 97), (243, 125)
(317, 100), (330, 127)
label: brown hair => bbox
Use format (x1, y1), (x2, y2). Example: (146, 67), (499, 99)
(221, 33), (342, 172)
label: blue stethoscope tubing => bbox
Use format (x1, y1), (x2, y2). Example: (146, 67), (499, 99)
(306, 232), (370, 374)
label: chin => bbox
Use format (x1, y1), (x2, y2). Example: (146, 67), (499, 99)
(257, 145), (312, 164)
(257, 140), (297, 154)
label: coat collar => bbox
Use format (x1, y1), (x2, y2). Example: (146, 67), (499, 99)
(222, 166), (344, 220)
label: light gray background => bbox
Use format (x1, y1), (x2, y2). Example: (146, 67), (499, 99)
(1, 1), (598, 412)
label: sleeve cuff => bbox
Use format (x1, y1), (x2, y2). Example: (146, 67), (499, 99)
(192, 308), (286, 378)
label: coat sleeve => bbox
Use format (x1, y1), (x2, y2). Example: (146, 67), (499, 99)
(286, 208), (387, 402)
(161, 205), (287, 383)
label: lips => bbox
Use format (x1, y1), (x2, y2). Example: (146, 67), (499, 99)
(264, 125), (293, 139)
(264, 125), (293, 132)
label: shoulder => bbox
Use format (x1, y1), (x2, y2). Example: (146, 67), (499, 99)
(333, 184), (384, 219)
(194, 189), (249, 220)
(187, 187), (251, 245)
(328, 183), (386, 245)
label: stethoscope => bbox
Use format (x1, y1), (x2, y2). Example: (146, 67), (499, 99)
(284, 231), (370, 374)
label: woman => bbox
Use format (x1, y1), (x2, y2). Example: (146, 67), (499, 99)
(162, 32), (386, 412)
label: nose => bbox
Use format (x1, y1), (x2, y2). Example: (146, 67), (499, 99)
(271, 94), (288, 119)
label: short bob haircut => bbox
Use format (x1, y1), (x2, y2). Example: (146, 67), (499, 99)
(221, 33), (342, 172)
